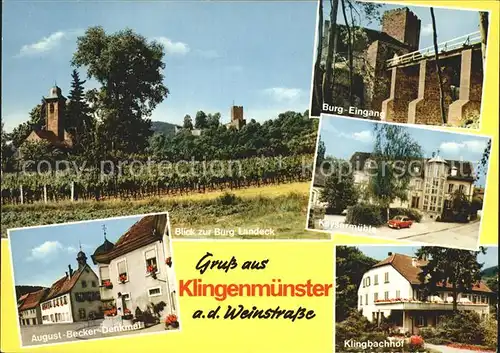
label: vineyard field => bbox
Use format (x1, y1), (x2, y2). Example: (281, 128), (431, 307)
(1, 155), (313, 205)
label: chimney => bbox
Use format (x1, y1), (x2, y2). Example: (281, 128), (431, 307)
(411, 257), (418, 267)
(68, 265), (73, 278)
(65, 271), (68, 278)
(388, 252), (393, 256)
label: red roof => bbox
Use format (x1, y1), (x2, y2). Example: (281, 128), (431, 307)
(93, 214), (167, 263)
(43, 267), (85, 301)
(19, 289), (49, 311)
(373, 253), (492, 293)
(26, 130), (72, 148)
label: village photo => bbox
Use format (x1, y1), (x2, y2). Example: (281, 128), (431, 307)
(310, 0), (489, 129)
(1, 1), (325, 239)
(8, 213), (180, 347)
(334, 245), (498, 353)
(308, 115), (492, 250)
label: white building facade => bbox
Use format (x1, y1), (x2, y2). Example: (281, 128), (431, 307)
(40, 251), (101, 324)
(357, 253), (492, 334)
(92, 214), (178, 321)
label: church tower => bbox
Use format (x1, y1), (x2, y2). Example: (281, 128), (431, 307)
(43, 85), (67, 140)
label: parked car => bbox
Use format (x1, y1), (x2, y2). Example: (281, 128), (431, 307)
(387, 215), (413, 229)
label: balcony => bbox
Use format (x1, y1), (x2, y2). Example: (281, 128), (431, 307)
(374, 299), (489, 311)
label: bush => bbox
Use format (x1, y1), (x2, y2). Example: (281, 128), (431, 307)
(216, 192), (242, 206)
(425, 337), (452, 345)
(480, 316), (498, 349)
(345, 204), (385, 227)
(308, 207), (325, 228)
(418, 327), (437, 339)
(438, 311), (484, 345)
(389, 208), (423, 222)
(408, 336), (425, 352)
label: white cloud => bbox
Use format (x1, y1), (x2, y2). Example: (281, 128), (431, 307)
(27, 241), (87, 262)
(262, 87), (303, 103)
(421, 23), (434, 36)
(27, 241), (64, 262)
(195, 49), (220, 59)
(154, 37), (190, 55)
(327, 126), (374, 144)
(18, 29), (83, 57)
(350, 130), (374, 143)
(439, 140), (486, 155)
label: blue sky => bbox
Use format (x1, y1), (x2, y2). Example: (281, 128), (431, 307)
(322, 1), (483, 49)
(2, 1), (316, 132)
(318, 116), (491, 187)
(356, 245), (498, 270)
(8, 215), (147, 287)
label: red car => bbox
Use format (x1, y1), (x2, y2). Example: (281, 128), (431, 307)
(388, 215), (413, 229)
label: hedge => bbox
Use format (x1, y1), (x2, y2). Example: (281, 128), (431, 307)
(345, 204), (385, 227)
(389, 208), (423, 222)
(345, 205), (423, 227)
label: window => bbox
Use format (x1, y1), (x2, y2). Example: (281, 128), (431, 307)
(121, 293), (131, 301)
(366, 277), (370, 286)
(384, 272), (389, 283)
(360, 296), (363, 306)
(63, 296), (67, 305)
(374, 293), (378, 301)
(79, 308), (86, 320)
(384, 291), (389, 300)
(365, 294), (368, 305)
(459, 185), (465, 193)
(417, 316), (425, 326)
(148, 287), (162, 297)
(374, 275), (379, 285)
(49, 103), (55, 113)
(81, 280), (87, 288)
(117, 259), (128, 281)
(100, 266), (110, 283)
(145, 248), (158, 272)
(396, 290), (401, 298)
(448, 184), (454, 193)
(92, 281), (97, 288)
(50, 314), (54, 322)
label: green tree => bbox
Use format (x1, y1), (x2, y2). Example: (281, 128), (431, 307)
(320, 159), (358, 214)
(195, 111), (208, 129)
(18, 140), (65, 172)
(9, 104), (45, 148)
(368, 124), (423, 221)
(72, 26), (169, 154)
(335, 246), (377, 322)
(316, 139), (326, 167)
(416, 246), (486, 311)
(65, 69), (95, 154)
(207, 112), (221, 129)
(1, 122), (16, 172)
(183, 114), (193, 130)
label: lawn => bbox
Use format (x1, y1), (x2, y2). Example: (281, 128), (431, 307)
(1, 182), (329, 239)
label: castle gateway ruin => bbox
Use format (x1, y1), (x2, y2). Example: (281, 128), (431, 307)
(316, 7), (484, 127)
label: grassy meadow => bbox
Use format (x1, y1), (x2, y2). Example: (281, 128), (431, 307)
(1, 182), (329, 239)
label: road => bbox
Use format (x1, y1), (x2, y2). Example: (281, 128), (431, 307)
(425, 343), (495, 353)
(20, 320), (166, 347)
(317, 215), (480, 249)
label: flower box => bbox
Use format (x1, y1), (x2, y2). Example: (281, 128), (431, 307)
(102, 280), (113, 289)
(119, 273), (127, 283)
(164, 314), (179, 330)
(165, 257), (172, 267)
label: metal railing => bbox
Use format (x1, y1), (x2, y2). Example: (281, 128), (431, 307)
(387, 31), (482, 67)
